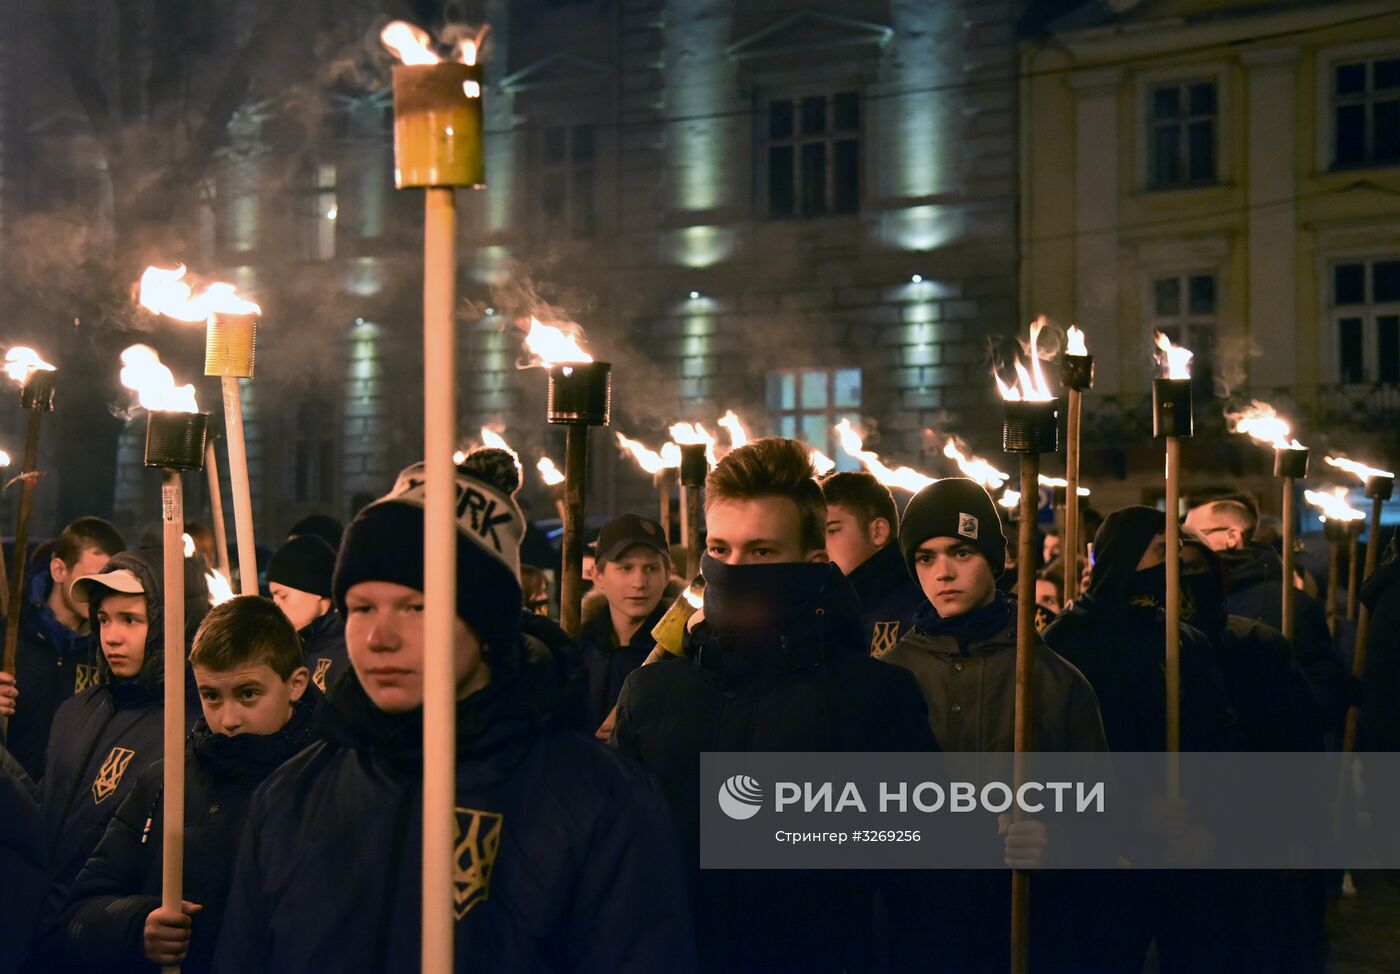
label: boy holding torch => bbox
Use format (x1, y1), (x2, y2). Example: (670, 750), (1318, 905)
(57, 596), (318, 974)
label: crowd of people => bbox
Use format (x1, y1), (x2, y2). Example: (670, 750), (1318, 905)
(0, 434), (1395, 973)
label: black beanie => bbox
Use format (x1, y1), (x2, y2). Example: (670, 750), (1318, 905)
(333, 462), (524, 660)
(898, 478), (1007, 579)
(267, 536), (337, 597)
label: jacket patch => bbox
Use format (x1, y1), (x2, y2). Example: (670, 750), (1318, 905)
(74, 663), (100, 693)
(92, 747), (136, 805)
(870, 621), (901, 657)
(312, 658), (333, 692)
(958, 513), (979, 540)
(453, 807), (503, 919)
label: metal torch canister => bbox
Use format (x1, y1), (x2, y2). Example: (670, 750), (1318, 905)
(19, 370), (56, 412)
(1002, 401), (1061, 455)
(1062, 354), (1095, 392)
(391, 63), (484, 189)
(1152, 379), (1193, 439)
(1324, 518), (1350, 544)
(1273, 447), (1310, 480)
(547, 363), (612, 427)
(1366, 475), (1395, 501)
(145, 412), (210, 471)
(205, 312), (257, 378)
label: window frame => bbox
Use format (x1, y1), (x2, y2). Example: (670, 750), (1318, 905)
(1133, 62), (1229, 192)
(1316, 40), (1400, 174)
(1328, 256), (1400, 385)
(533, 122), (598, 240)
(760, 87), (864, 220)
(765, 366), (863, 468)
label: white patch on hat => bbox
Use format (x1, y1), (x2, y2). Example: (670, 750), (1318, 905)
(378, 463), (524, 581)
(958, 513), (980, 540)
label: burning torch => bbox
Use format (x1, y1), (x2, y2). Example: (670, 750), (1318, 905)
(833, 419), (937, 494)
(670, 422), (717, 578)
(1324, 456), (1395, 762)
(137, 265), (261, 595)
(1307, 488), (1365, 637)
(616, 433), (680, 546)
(120, 345), (208, 972)
(1152, 332), (1193, 796)
(1062, 326), (1094, 597)
(1228, 400), (1308, 641)
(381, 19), (485, 973)
(526, 319), (611, 638)
(997, 318), (1059, 974)
(1, 348), (56, 688)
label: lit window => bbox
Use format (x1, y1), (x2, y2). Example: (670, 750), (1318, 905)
(1331, 258), (1400, 384)
(766, 91), (861, 218)
(1332, 55), (1400, 169)
(766, 367), (862, 468)
(1147, 81), (1217, 188)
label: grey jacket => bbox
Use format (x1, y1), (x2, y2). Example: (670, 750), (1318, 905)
(883, 614), (1108, 753)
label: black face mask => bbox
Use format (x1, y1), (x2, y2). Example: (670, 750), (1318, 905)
(1181, 572), (1224, 627)
(1123, 563), (1167, 612)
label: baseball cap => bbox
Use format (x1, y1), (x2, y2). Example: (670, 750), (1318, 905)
(71, 568), (146, 603)
(595, 514), (669, 564)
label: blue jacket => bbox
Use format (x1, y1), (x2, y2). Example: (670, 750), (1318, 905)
(4, 567), (100, 781)
(1, 744), (45, 974)
(299, 609), (349, 694)
(843, 543), (924, 657)
(214, 668), (696, 974)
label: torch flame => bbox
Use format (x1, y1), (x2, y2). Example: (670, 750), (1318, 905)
(995, 317), (1055, 402)
(810, 449), (836, 477)
(683, 584), (704, 609)
(537, 456), (565, 487)
(718, 410), (750, 449)
(119, 345), (198, 413)
(0, 451), (9, 467)
(137, 264), (259, 320)
(1304, 486), (1366, 524)
(453, 451), (467, 465)
(999, 489), (1021, 509)
(380, 21), (440, 65)
(1324, 455), (1395, 483)
(616, 433), (679, 474)
(523, 317), (593, 367)
(941, 438), (1009, 489)
(182, 533), (196, 558)
(480, 428), (512, 453)
(206, 569), (235, 607)
(669, 422), (719, 468)
(1067, 325), (1088, 357)
(1227, 400), (1304, 451)
(1154, 332), (1194, 381)
(834, 419), (936, 494)
(3, 347), (56, 384)
(1038, 475), (1090, 496)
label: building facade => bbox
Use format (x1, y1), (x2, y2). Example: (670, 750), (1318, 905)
(1022, 0), (1400, 515)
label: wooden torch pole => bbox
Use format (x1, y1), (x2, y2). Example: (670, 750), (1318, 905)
(1282, 478), (1297, 642)
(204, 441), (232, 580)
(1011, 452), (1039, 974)
(1326, 530), (1342, 638)
(159, 468), (187, 974)
(220, 378), (258, 597)
(560, 425), (589, 638)
(2, 406), (44, 683)
(1064, 388), (1082, 603)
(1340, 488), (1388, 758)
(421, 186), (458, 974)
(1347, 526), (1361, 622)
(1165, 437), (1182, 798)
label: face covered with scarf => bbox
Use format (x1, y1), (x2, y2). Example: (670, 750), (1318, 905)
(1085, 506), (1226, 627)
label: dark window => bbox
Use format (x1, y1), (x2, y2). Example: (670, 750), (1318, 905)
(1336, 263), (1366, 304)
(1380, 316), (1400, 384)
(766, 91), (862, 218)
(1149, 81), (1217, 188)
(1376, 260), (1400, 302)
(1333, 56), (1400, 169)
(1340, 318), (1365, 383)
(536, 124), (596, 237)
(1152, 272), (1217, 395)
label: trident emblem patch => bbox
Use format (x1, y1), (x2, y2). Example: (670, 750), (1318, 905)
(92, 747), (136, 805)
(453, 807), (503, 919)
(74, 663), (100, 694)
(312, 658), (333, 692)
(870, 621), (901, 657)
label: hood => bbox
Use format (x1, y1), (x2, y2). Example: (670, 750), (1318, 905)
(694, 556), (865, 679)
(315, 666), (549, 780)
(1216, 543), (1281, 591)
(845, 542), (910, 607)
(1086, 506), (1165, 607)
(92, 549), (167, 702)
(1179, 527), (1230, 638)
(190, 690), (321, 785)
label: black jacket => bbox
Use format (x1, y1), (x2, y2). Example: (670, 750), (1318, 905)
(612, 557), (937, 974)
(1360, 539), (1400, 752)
(58, 699), (320, 974)
(1, 744), (45, 974)
(299, 609), (348, 694)
(1217, 543), (1356, 729)
(214, 668), (696, 974)
(844, 542), (924, 657)
(578, 582), (682, 729)
(4, 566), (101, 781)
(38, 550), (199, 924)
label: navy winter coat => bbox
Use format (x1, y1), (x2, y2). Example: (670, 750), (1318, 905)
(1, 744), (45, 974)
(58, 699), (319, 974)
(844, 542), (924, 656)
(214, 668), (696, 973)
(298, 609), (348, 694)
